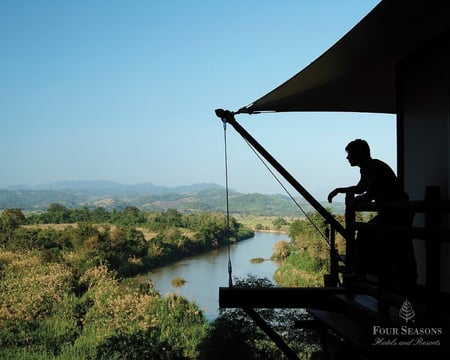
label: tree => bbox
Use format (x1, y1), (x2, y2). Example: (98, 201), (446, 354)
(1, 208), (26, 244)
(46, 203), (70, 223)
(272, 217), (288, 230)
(255, 223), (264, 231)
(150, 208), (184, 230)
(1, 208), (26, 231)
(288, 219), (305, 240)
(271, 240), (290, 260)
(92, 207), (110, 222)
(164, 208), (183, 227)
(5, 227), (39, 250)
(120, 206), (145, 226)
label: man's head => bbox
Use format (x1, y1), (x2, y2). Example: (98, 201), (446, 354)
(345, 139), (371, 166)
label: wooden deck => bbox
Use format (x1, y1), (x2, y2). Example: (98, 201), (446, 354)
(306, 291), (450, 359)
(219, 286), (345, 310)
(219, 285), (450, 359)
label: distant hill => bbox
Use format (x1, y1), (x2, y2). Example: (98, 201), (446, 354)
(0, 180), (344, 216)
(17, 180), (224, 195)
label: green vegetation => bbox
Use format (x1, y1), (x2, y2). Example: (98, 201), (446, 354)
(271, 240), (290, 260)
(234, 215), (295, 233)
(0, 251), (207, 359)
(0, 202), (348, 358)
(0, 205), (257, 359)
(0, 205), (253, 278)
(272, 211), (346, 287)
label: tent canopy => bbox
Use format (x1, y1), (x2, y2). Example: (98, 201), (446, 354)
(237, 1), (450, 115)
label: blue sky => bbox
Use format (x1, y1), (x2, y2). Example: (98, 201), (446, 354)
(0, 0), (394, 201)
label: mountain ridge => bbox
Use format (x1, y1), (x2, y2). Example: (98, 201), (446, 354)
(5, 180), (224, 194)
(0, 180), (344, 215)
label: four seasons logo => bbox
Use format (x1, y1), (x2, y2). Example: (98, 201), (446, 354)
(372, 298), (443, 347)
(399, 299), (415, 323)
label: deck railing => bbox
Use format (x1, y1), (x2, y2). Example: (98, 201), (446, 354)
(338, 185), (450, 297)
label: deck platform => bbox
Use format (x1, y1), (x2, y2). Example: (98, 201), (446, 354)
(219, 285), (450, 359)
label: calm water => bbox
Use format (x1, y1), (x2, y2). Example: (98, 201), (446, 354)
(147, 232), (290, 321)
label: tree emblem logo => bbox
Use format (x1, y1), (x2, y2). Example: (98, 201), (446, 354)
(399, 299), (415, 323)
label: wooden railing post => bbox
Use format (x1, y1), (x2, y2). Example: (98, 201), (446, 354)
(344, 193), (356, 274)
(424, 186), (442, 297)
(324, 223), (340, 287)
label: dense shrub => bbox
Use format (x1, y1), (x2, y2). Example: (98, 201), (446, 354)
(0, 252), (77, 353)
(275, 211), (342, 287)
(0, 253), (208, 359)
(95, 329), (179, 360)
(274, 250), (328, 287)
(271, 240), (291, 260)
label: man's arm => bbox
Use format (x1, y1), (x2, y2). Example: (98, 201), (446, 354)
(327, 184), (365, 203)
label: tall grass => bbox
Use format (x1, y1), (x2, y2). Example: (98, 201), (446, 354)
(0, 250), (208, 359)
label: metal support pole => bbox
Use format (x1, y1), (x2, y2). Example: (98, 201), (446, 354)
(215, 109), (346, 238)
(243, 307), (300, 360)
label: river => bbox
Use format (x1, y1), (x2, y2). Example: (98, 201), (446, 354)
(147, 232), (290, 321)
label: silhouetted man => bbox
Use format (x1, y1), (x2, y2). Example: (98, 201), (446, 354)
(328, 139), (416, 294)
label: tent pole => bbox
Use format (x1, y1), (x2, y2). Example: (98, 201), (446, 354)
(215, 109), (346, 238)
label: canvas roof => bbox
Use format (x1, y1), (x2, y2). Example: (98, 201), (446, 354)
(237, 1), (450, 115)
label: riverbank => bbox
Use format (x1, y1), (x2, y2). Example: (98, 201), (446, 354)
(234, 214), (301, 234)
(254, 229), (287, 234)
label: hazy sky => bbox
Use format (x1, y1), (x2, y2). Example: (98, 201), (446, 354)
(0, 0), (394, 201)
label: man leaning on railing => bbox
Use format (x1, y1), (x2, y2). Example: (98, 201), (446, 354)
(328, 139), (417, 296)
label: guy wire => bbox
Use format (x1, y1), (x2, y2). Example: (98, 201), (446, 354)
(223, 121), (233, 288)
(242, 138), (331, 247)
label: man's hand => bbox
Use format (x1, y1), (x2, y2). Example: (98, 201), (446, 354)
(327, 188), (342, 203)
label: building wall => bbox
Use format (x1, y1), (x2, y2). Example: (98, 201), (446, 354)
(399, 32), (450, 292)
